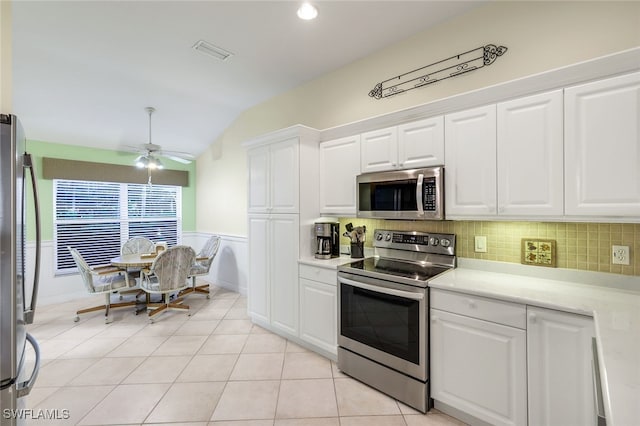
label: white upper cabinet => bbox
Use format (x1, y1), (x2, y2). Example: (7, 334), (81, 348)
(361, 126), (398, 173)
(319, 135), (361, 216)
(361, 119), (445, 174)
(565, 72), (640, 217)
(497, 90), (564, 216)
(248, 137), (299, 214)
(270, 138), (300, 213)
(398, 116), (445, 169)
(247, 146), (270, 212)
(445, 105), (497, 217)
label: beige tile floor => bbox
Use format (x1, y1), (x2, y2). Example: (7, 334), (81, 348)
(23, 282), (467, 426)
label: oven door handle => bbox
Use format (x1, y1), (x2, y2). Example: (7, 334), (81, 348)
(338, 276), (425, 301)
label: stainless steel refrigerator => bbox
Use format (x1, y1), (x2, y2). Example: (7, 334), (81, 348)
(0, 114), (41, 425)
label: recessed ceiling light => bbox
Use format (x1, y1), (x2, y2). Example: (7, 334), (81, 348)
(192, 40), (233, 61)
(297, 2), (318, 20)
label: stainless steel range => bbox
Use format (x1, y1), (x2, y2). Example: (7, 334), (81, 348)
(337, 229), (456, 413)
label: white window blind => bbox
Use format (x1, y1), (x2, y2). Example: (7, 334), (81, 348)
(54, 180), (182, 274)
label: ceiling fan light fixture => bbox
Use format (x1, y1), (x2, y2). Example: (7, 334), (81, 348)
(297, 2), (318, 20)
(148, 157), (164, 170)
(192, 40), (233, 61)
(135, 155), (149, 169)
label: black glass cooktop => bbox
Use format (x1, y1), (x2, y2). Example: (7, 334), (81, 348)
(340, 257), (450, 283)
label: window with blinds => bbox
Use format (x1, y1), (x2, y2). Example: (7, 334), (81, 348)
(54, 180), (182, 273)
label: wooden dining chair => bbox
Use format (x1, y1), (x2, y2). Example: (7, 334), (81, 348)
(140, 245), (196, 322)
(68, 247), (138, 323)
(183, 235), (221, 299)
(122, 236), (155, 255)
(120, 236), (156, 299)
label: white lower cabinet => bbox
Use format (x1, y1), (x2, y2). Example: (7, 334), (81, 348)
(431, 289), (597, 426)
(527, 306), (596, 426)
(431, 289), (527, 426)
(298, 264), (337, 357)
(248, 214), (299, 338)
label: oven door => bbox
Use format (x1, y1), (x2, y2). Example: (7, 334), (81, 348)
(338, 272), (427, 381)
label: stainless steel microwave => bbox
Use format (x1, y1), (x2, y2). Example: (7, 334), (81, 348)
(356, 166), (444, 220)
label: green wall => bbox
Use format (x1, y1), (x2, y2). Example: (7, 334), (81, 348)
(25, 139), (196, 241)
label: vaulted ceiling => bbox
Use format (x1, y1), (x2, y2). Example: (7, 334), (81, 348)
(12, 1), (483, 158)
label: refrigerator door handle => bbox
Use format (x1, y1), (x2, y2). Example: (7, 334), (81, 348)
(16, 333), (40, 398)
(23, 153), (40, 325)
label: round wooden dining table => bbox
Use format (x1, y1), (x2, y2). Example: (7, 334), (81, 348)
(110, 253), (157, 269)
(110, 253), (160, 314)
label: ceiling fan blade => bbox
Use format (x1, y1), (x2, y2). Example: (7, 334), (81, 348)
(121, 144), (146, 154)
(158, 150), (195, 163)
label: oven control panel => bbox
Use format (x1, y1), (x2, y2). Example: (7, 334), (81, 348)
(373, 229), (455, 255)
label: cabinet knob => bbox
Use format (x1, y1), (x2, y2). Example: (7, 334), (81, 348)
(529, 312), (537, 323)
(431, 315), (438, 323)
(467, 299), (476, 308)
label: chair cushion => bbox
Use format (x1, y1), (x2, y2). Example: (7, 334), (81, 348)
(189, 263), (209, 276)
(93, 273), (129, 293)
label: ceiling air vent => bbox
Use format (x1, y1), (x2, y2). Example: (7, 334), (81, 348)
(192, 40), (233, 61)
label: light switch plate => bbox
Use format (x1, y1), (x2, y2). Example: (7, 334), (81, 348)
(474, 236), (487, 253)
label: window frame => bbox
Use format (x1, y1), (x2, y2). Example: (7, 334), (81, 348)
(53, 179), (182, 275)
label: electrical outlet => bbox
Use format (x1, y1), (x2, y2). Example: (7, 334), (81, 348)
(612, 245), (630, 265)
(474, 236), (487, 253)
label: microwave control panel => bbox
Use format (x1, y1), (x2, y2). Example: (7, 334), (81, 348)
(423, 177), (437, 211)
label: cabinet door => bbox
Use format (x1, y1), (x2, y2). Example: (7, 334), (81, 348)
(270, 138), (300, 214)
(497, 90), (563, 216)
(319, 135), (361, 215)
(431, 308), (527, 426)
(361, 127), (398, 173)
(247, 147), (270, 213)
(299, 277), (337, 356)
(445, 105), (497, 216)
(269, 214), (300, 337)
(565, 72), (640, 217)
(527, 306), (595, 426)
(398, 116), (444, 169)
(248, 215), (269, 323)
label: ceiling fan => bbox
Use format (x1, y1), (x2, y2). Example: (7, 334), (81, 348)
(126, 107), (195, 169)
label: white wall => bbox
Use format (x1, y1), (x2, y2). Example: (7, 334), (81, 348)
(195, 1), (640, 237)
(27, 232), (248, 306)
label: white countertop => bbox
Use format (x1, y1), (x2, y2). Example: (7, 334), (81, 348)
(429, 260), (640, 426)
(298, 255), (355, 269)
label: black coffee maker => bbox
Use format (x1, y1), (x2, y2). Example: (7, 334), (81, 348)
(314, 222), (339, 259)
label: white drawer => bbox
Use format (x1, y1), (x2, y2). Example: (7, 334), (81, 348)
(430, 288), (526, 329)
(299, 264), (338, 286)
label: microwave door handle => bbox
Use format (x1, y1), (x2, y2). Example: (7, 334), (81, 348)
(416, 174), (424, 215)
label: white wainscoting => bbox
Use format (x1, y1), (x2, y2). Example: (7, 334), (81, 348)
(185, 232), (248, 297)
(26, 232), (248, 306)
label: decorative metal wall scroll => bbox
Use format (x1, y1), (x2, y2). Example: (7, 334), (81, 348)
(368, 44), (508, 100)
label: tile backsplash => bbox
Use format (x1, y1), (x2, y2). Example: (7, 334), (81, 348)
(338, 218), (640, 276)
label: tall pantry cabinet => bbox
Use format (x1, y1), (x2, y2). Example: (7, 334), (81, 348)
(244, 126), (320, 339)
